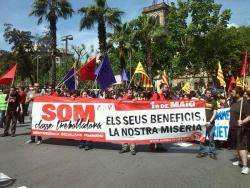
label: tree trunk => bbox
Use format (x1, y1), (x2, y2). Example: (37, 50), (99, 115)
(119, 45), (126, 69)
(98, 16), (107, 55)
(29, 75), (34, 85)
(145, 40), (153, 79)
(49, 14), (57, 87)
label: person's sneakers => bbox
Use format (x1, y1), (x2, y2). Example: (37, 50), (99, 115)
(241, 166), (249, 175)
(131, 150), (136, 155)
(155, 146), (168, 152)
(84, 146), (91, 151)
(209, 154), (217, 160)
(196, 153), (207, 158)
(232, 161), (241, 166)
(119, 149), (127, 154)
(25, 139), (35, 144)
(36, 140), (42, 145)
(1, 133), (9, 137)
(78, 144), (85, 149)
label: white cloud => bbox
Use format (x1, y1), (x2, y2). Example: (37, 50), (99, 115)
(227, 23), (239, 28)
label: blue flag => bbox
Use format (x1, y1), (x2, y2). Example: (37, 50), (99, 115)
(64, 67), (77, 91)
(121, 68), (128, 81)
(96, 55), (116, 89)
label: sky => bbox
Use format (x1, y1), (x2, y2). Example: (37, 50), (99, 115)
(0, 0), (250, 52)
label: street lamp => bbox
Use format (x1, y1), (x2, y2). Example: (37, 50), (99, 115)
(36, 55), (41, 83)
(61, 35), (73, 72)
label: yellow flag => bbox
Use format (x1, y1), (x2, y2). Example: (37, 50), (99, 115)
(236, 77), (245, 88)
(133, 62), (153, 88)
(134, 62), (147, 76)
(182, 82), (191, 94)
(217, 62), (226, 87)
(160, 70), (169, 86)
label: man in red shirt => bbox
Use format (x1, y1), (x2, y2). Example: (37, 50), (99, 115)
(150, 83), (169, 152)
(119, 89), (136, 155)
(18, 86), (26, 124)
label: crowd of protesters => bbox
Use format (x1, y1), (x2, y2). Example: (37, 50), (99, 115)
(0, 83), (250, 175)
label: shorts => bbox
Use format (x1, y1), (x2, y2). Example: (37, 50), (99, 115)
(228, 127), (250, 150)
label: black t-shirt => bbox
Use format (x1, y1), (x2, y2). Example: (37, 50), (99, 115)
(6, 93), (20, 112)
(242, 99), (250, 128)
(243, 99), (250, 117)
(205, 99), (218, 122)
(230, 98), (247, 129)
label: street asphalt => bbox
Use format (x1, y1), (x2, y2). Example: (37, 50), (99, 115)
(0, 120), (250, 188)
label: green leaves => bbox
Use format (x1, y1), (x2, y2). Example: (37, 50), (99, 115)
(78, 0), (123, 54)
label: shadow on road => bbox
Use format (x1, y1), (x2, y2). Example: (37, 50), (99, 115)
(41, 139), (198, 154)
(15, 132), (30, 137)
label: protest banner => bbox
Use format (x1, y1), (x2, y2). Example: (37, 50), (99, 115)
(32, 97), (206, 144)
(214, 108), (230, 141)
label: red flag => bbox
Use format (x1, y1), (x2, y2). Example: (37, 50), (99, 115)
(228, 75), (236, 92)
(0, 64), (17, 85)
(240, 51), (248, 77)
(79, 57), (96, 81)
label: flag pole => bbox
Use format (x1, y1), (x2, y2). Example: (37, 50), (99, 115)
(223, 86), (227, 99)
(239, 51), (248, 120)
(55, 68), (80, 89)
(127, 73), (135, 89)
(239, 74), (246, 120)
(91, 54), (105, 90)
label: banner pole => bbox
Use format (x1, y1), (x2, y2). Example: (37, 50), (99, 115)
(223, 86), (227, 99)
(127, 74), (135, 89)
(55, 68), (80, 89)
(239, 74), (246, 120)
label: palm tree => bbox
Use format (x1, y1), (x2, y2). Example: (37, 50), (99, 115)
(30, 0), (73, 86)
(130, 14), (162, 78)
(107, 23), (132, 69)
(78, 0), (123, 55)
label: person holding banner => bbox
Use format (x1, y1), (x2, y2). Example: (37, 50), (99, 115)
(2, 87), (22, 137)
(78, 90), (93, 150)
(119, 89), (136, 155)
(197, 88), (218, 160)
(150, 83), (169, 152)
(229, 87), (249, 175)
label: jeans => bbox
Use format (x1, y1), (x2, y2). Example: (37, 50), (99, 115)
(199, 124), (216, 155)
(0, 110), (5, 128)
(4, 111), (18, 135)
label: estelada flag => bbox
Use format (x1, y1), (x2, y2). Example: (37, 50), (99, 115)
(79, 57), (96, 81)
(182, 82), (191, 94)
(236, 77), (245, 89)
(160, 70), (169, 86)
(217, 62), (226, 87)
(133, 62), (153, 88)
(240, 51), (248, 77)
(134, 62), (147, 76)
(0, 64), (17, 85)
